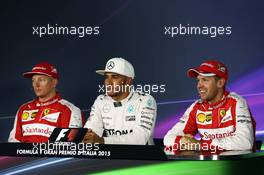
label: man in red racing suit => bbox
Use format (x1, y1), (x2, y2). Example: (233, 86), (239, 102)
(164, 60), (255, 152)
(8, 62), (83, 143)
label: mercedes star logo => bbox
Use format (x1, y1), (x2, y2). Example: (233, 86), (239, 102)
(107, 61), (115, 70)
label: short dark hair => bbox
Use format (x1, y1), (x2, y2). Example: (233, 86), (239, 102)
(214, 76), (226, 89)
(214, 76), (222, 81)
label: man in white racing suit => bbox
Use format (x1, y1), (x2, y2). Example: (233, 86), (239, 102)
(164, 60), (255, 151)
(83, 58), (157, 145)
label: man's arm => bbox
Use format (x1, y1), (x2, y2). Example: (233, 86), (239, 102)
(163, 102), (198, 148)
(8, 110), (22, 142)
(103, 95), (157, 145)
(59, 100), (83, 128)
(208, 96), (255, 150)
(83, 96), (104, 137)
(83, 129), (104, 144)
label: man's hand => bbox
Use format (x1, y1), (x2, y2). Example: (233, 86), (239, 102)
(83, 129), (104, 144)
(180, 134), (201, 150)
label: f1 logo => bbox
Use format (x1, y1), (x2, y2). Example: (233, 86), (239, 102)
(49, 128), (88, 142)
(55, 129), (69, 141)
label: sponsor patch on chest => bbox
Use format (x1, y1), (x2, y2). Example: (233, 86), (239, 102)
(21, 110), (39, 122)
(41, 112), (60, 123)
(219, 108), (233, 123)
(125, 115), (136, 121)
(196, 110), (212, 125)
